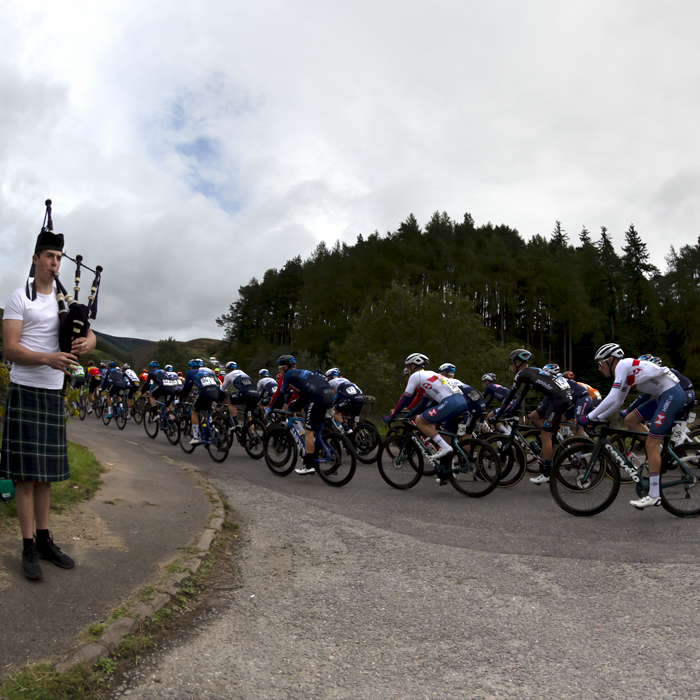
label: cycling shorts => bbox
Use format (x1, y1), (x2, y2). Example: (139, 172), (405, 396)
(540, 397), (572, 433)
(193, 393), (216, 413)
(420, 393), (468, 426)
(335, 395), (364, 416)
(304, 387), (335, 432)
(71, 376), (86, 389)
(634, 384), (685, 440)
(564, 395), (593, 421)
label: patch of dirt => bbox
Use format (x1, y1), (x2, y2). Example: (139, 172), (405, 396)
(0, 504), (126, 553)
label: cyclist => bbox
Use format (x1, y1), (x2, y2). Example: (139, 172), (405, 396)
(100, 361), (128, 419)
(492, 349), (573, 484)
(122, 363), (140, 414)
(87, 360), (101, 411)
(539, 363), (592, 438)
(221, 361), (261, 431)
(482, 373), (511, 434)
(257, 369), (278, 408)
(579, 343), (685, 509)
(70, 362), (86, 391)
(383, 353), (468, 461)
(267, 355), (336, 475)
(562, 371), (602, 403)
(438, 363), (456, 379)
(139, 361), (179, 417)
(179, 359), (222, 445)
(325, 368), (364, 431)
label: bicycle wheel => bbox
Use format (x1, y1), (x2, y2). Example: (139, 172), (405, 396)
(263, 425), (297, 476)
(243, 419), (266, 459)
(549, 444), (620, 516)
(78, 395), (87, 420)
(377, 434), (424, 489)
(484, 434), (526, 487)
(659, 443), (700, 517)
(352, 421), (381, 464)
(204, 419), (229, 463)
(164, 414), (180, 445)
(144, 409), (159, 439)
(132, 397), (145, 425)
(102, 403), (112, 425)
(115, 398), (127, 430)
(179, 417), (196, 454)
(94, 397), (104, 419)
(316, 432), (356, 487)
(449, 438), (501, 497)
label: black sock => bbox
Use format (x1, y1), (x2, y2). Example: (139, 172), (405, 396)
(304, 452), (316, 468)
(23, 538), (35, 550)
(541, 460), (552, 478)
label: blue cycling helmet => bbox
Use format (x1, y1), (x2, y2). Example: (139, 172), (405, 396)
(225, 361), (237, 371)
(149, 360), (159, 368)
(652, 356), (663, 366)
(438, 363), (456, 375)
(638, 354), (655, 363)
(109, 361), (117, 368)
(542, 363), (561, 375)
(258, 369), (270, 377)
(325, 367), (340, 378)
(277, 354), (296, 368)
(164, 364), (173, 371)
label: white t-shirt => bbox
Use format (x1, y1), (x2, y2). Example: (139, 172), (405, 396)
(3, 286), (63, 389)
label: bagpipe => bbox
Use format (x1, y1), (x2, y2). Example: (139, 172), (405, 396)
(41, 199), (103, 353)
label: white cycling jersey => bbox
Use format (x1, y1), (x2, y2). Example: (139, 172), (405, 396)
(257, 377), (278, 393)
(222, 369), (251, 394)
(589, 358), (679, 421)
(405, 370), (461, 403)
(124, 368), (139, 384)
(329, 377), (362, 394)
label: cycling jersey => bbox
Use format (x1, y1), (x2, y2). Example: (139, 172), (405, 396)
(626, 367), (695, 415)
(269, 369), (335, 431)
(493, 367), (572, 432)
(101, 367), (127, 391)
(180, 367), (221, 402)
(482, 382), (509, 409)
(141, 368), (181, 396)
(588, 358), (679, 421)
(578, 382), (602, 401)
(331, 379), (363, 416)
(123, 368), (140, 386)
(222, 369), (259, 399)
(257, 376), (279, 405)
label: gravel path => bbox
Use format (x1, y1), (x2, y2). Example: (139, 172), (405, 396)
(111, 475), (700, 700)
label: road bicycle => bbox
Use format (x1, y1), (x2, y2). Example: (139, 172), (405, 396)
(263, 410), (356, 487)
(101, 389), (128, 430)
(178, 405), (229, 463)
(323, 411), (381, 464)
(377, 419), (500, 497)
(218, 409), (266, 459)
(549, 421), (700, 517)
(131, 395), (147, 425)
(144, 399), (180, 445)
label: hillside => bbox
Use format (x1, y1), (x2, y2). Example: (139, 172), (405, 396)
(93, 330), (152, 354)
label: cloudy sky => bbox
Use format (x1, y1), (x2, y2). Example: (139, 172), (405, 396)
(1, 0), (698, 341)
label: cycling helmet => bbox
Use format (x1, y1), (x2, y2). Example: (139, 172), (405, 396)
(652, 356), (663, 366)
(404, 353), (429, 367)
(100, 362), (107, 369)
(594, 343), (624, 362)
(438, 363), (456, 375)
(195, 358), (204, 365)
(542, 363), (560, 375)
(87, 360), (94, 367)
(637, 354), (654, 362)
(164, 364), (173, 371)
(149, 360), (159, 368)
(276, 373), (283, 381)
(509, 349), (532, 363)
(177, 372), (183, 377)
(109, 361), (117, 368)
(481, 373), (496, 382)
(258, 369), (269, 377)
(563, 371), (575, 379)
(122, 363), (130, 370)
(225, 361), (237, 371)
(277, 354), (297, 368)
(325, 368), (340, 378)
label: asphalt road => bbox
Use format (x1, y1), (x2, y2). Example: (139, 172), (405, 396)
(82, 416), (700, 699)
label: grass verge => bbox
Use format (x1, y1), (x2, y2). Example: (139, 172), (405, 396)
(0, 441), (105, 528)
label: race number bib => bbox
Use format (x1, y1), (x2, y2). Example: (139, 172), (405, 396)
(200, 376), (218, 387)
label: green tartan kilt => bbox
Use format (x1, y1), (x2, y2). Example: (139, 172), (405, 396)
(0, 382), (70, 482)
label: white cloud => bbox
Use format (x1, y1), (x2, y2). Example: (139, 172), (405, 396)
(1, 0), (699, 340)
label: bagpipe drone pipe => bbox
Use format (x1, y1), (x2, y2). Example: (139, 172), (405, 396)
(39, 199), (103, 353)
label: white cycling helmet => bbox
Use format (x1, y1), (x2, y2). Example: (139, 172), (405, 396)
(481, 373), (496, 382)
(594, 343), (624, 362)
(405, 353), (429, 367)
(438, 363), (456, 374)
(325, 367), (340, 378)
